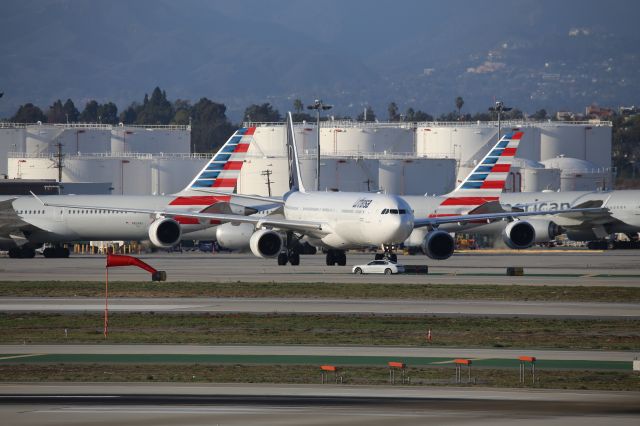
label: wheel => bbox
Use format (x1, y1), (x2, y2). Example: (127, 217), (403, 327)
(337, 251), (347, 266)
(374, 253), (383, 260)
(8, 247), (21, 258)
(288, 252), (300, 266)
(21, 247), (36, 258)
(43, 248), (55, 258)
(62, 248), (70, 258)
(354, 267), (363, 274)
(277, 253), (288, 265)
(389, 253), (398, 263)
(326, 251), (335, 266)
(384, 268), (392, 275)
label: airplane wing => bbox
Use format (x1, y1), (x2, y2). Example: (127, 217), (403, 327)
(413, 207), (609, 228)
(0, 197), (49, 243)
(33, 194), (328, 235)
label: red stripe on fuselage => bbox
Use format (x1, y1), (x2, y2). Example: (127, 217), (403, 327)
(440, 196), (499, 206)
(169, 195), (231, 206)
(491, 164), (511, 173)
(501, 147), (517, 157)
(224, 161), (244, 170)
(481, 180), (505, 189)
(234, 143), (250, 153)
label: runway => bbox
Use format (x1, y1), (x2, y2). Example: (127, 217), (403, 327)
(1, 296), (637, 318)
(1, 384), (638, 426)
(1, 250), (640, 286)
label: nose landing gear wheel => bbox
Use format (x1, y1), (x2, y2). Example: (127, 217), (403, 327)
(277, 253), (288, 265)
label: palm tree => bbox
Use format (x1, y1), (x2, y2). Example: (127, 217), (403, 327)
(455, 96), (464, 120)
(293, 99), (304, 114)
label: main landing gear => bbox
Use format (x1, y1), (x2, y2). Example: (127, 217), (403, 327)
(43, 246), (70, 258)
(326, 249), (347, 266)
(374, 244), (398, 262)
(277, 231), (302, 266)
(8, 246), (36, 258)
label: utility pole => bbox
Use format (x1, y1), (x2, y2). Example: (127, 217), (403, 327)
(54, 142), (64, 183)
(307, 99), (333, 191)
(261, 169), (274, 197)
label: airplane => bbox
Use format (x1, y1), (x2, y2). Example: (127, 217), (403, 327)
(79, 114), (597, 267)
(0, 126), (266, 258)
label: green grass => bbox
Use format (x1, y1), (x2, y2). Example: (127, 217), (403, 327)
(0, 364), (637, 391)
(2, 312), (638, 350)
(1, 281), (639, 302)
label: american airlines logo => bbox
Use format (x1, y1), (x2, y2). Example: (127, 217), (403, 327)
(518, 202), (571, 212)
(353, 198), (373, 209)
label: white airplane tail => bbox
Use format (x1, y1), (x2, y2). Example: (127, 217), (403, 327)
(286, 112), (306, 193)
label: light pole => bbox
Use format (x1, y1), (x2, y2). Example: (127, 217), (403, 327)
(75, 129), (86, 154)
(307, 99), (333, 191)
(489, 100), (512, 140)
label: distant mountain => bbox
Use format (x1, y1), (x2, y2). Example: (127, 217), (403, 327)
(1, 0), (638, 122)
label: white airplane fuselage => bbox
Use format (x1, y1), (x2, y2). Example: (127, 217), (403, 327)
(0, 195), (213, 249)
(283, 191), (414, 249)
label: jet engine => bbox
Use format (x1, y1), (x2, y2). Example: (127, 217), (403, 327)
(421, 230), (455, 260)
(148, 218), (181, 248)
(249, 229), (283, 258)
(527, 219), (563, 243)
(502, 220), (535, 249)
(215, 222), (254, 251)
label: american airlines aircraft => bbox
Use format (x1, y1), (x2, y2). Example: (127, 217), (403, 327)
(0, 127), (264, 258)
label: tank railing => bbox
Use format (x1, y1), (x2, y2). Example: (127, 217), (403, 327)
(299, 151), (455, 160)
(0, 122), (190, 131)
(242, 120), (612, 129)
(8, 152), (210, 160)
(559, 167), (616, 174)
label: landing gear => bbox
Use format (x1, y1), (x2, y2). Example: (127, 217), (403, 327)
(373, 245), (398, 262)
(326, 249), (346, 266)
(43, 247), (70, 258)
(277, 231), (302, 266)
(8, 246), (36, 259)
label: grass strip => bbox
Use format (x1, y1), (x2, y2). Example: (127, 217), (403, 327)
(1, 281), (639, 302)
(1, 312), (638, 350)
(0, 364), (636, 391)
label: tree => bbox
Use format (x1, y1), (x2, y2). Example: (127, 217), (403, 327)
(293, 99), (304, 114)
(388, 102), (400, 121)
(79, 100), (99, 122)
(357, 106), (376, 122)
(191, 98), (237, 152)
(97, 102), (118, 124)
(63, 99), (79, 122)
(119, 103), (139, 124)
(172, 99), (192, 125)
(455, 96), (464, 119)
(243, 103), (281, 123)
(531, 109), (548, 121)
(46, 99), (66, 123)
(11, 103), (46, 123)
(135, 87), (174, 125)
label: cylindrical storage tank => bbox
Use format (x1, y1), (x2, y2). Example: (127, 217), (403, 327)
(151, 157), (209, 196)
(321, 158), (378, 192)
(321, 125), (413, 155)
(584, 124), (612, 169)
(25, 125), (64, 155)
(237, 157), (291, 197)
(0, 127), (26, 176)
(70, 128), (112, 154)
(416, 125), (497, 166)
(62, 157), (117, 186)
(540, 157), (611, 191)
(510, 159), (561, 192)
(539, 125), (589, 162)
(8, 157), (58, 180)
(379, 158), (456, 196)
(111, 127), (190, 153)
(247, 125), (316, 158)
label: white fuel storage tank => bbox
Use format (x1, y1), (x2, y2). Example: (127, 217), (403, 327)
(378, 158), (456, 195)
(320, 124), (414, 156)
(540, 157), (611, 191)
(539, 124), (611, 169)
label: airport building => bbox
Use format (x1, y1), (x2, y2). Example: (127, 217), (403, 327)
(1, 120), (612, 196)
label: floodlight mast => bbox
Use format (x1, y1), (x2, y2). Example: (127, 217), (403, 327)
(307, 99), (333, 191)
(489, 100), (512, 140)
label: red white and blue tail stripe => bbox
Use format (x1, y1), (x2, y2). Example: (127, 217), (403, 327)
(170, 127), (255, 207)
(430, 131), (523, 216)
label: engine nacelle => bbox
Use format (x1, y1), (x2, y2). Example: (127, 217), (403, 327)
(148, 218), (181, 248)
(249, 229), (283, 258)
(215, 222), (254, 251)
(527, 219), (563, 243)
(502, 220), (535, 249)
(421, 230), (455, 260)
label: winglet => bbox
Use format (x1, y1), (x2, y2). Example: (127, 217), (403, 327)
(30, 191), (46, 206)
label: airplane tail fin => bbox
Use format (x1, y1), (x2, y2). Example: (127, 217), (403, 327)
(286, 112), (306, 193)
(175, 126), (255, 196)
(446, 131), (523, 197)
